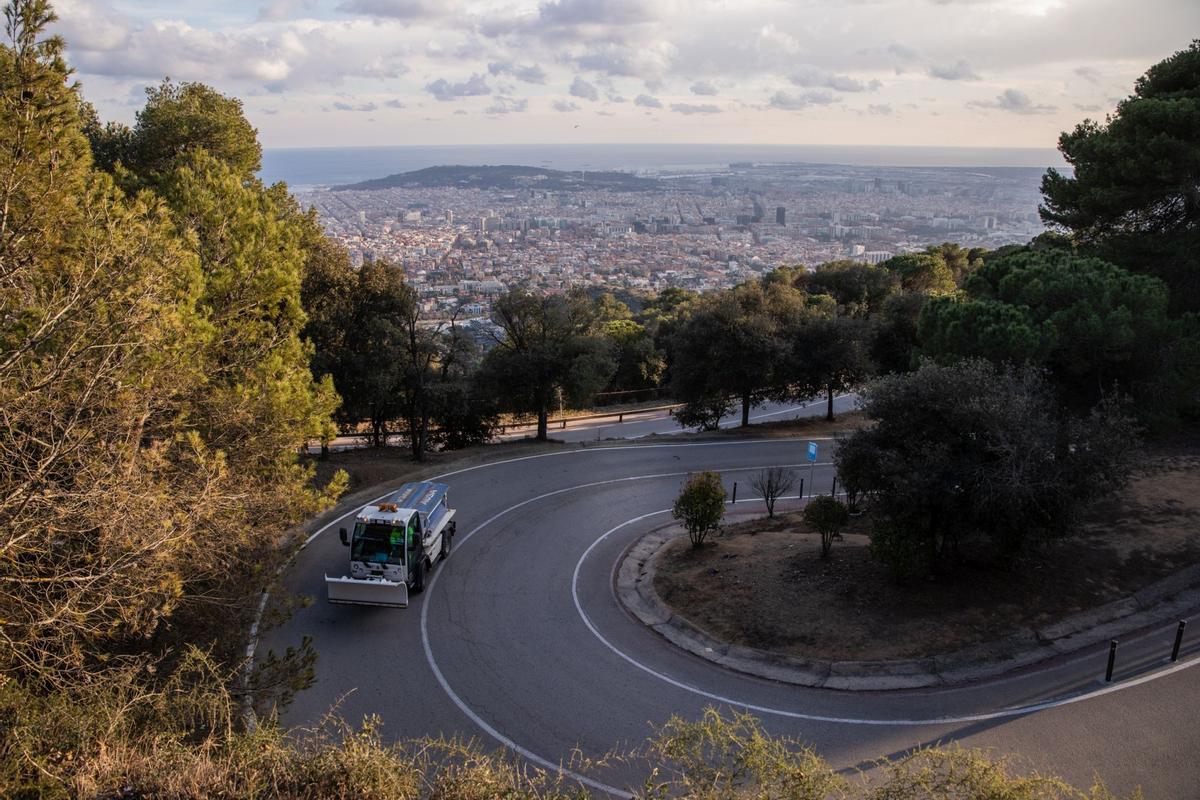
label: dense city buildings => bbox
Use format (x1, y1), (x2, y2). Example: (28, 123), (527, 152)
(298, 161), (1047, 321)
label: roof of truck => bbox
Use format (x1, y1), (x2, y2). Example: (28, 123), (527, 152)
(388, 482), (449, 516)
(356, 482), (450, 527)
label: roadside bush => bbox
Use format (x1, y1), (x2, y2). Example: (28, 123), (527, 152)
(836, 360), (1138, 579)
(672, 396), (734, 431)
(803, 496), (850, 559)
(672, 472), (727, 548)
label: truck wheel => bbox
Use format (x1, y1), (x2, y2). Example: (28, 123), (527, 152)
(440, 529), (452, 562)
(411, 556), (425, 594)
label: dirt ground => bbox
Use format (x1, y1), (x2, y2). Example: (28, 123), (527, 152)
(653, 454), (1200, 661)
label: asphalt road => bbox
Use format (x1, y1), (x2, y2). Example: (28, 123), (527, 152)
(262, 439), (1200, 798)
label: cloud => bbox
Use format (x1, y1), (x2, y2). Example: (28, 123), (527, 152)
(570, 75), (600, 100)
(969, 88), (1056, 114)
(928, 59), (981, 80)
(336, 0), (443, 19)
(488, 61), (547, 84)
(570, 41), (676, 78)
(385, 99), (405, 108)
(670, 102), (721, 114)
(425, 73), (491, 101)
(53, 6), (409, 92)
(258, 0), (313, 21)
(634, 93), (662, 108)
(607, 92), (627, 102)
(538, 0), (658, 27)
(1074, 65), (1102, 84)
(552, 99), (582, 112)
(1074, 102), (1103, 112)
(689, 80), (718, 95)
(868, 103), (893, 115)
(331, 100), (378, 111)
(485, 96), (529, 114)
(767, 90), (836, 111)
(789, 65), (880, 92)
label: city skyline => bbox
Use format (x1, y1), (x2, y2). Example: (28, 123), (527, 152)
(53, 0), (1200, 150)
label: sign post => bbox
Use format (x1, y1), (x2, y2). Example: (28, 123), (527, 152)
(806, 441), (818, 500)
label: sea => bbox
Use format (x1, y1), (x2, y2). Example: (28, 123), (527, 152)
(259, 143), (1066, 191)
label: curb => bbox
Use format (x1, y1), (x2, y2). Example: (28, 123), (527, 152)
(617, 526), (1200, 691)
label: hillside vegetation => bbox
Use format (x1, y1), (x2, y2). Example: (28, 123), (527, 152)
(0, 0), (1196, 795)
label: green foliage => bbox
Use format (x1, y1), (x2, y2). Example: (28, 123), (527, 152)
(603, 317), (664, 391)
(1041, 39), (1200, 313)
(477, 290), (616, 440)
(327, 259), (414, 444)
(869, 293), (926, 374)
(672, 471), (727, 548)
(124, 79), (263, 183)
(836, 360), (1138, 578)
(672, 395), (735, 431)
(0, 2), (344, 690)
(797, 260), (900, 317)
(918, 248), (1197, 423)
(787, 315), (873, 420)
(671, 281), (808, 426)
(879, 252), (956, 295)
(803, 496), (849, 559)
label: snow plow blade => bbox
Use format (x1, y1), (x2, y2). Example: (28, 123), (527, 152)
(325, 575), (409, 608)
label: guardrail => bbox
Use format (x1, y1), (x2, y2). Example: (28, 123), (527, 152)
(501, 402), (683, 432)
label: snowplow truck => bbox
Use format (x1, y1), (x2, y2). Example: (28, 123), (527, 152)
(325, 481), (456, 608)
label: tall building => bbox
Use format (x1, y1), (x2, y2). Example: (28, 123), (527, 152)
(776, 206), (786, 225)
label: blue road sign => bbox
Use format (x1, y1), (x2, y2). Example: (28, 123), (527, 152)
(807, 441), (818, 462)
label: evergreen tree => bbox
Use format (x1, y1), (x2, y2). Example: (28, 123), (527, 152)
(1041, 40), (1200, 313)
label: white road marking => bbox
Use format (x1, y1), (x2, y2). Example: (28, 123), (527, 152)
(571, 510), (1200, 726)
(270, 437), (1198, 793)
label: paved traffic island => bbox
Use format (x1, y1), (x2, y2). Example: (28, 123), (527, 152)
(618, 457), (1200, 690)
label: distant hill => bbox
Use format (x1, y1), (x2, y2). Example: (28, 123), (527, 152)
(332, 164), (658, 192)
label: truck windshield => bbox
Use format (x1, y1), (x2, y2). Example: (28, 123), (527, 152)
(351, 523), (406, 565)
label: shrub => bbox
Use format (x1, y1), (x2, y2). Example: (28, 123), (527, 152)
(672, 471), (727, 548)
(803, 496), (850, 559)
(749, 467), (796, 518)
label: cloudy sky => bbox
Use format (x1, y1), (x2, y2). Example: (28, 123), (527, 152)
(52, 0), (1199, 149)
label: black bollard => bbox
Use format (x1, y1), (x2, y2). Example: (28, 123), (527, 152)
(1172, 620), (1187, 662)
(731, 482), (737, 504)
(799, 477), (805, 500)
(831, 476), (837, 497)
(1105, 640), (1118, 682)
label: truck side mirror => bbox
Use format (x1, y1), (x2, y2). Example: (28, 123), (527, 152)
(339, 527), (349, 546)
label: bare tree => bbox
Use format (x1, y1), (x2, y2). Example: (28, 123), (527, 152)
(749, 467), (796, 518)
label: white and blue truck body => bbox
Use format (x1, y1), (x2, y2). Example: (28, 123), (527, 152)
(325, 481), (456, 608)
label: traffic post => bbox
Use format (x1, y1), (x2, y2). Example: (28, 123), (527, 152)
(807, 441), (818, 499)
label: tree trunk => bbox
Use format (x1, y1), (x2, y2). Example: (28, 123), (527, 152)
(826, 384), (835, 421)
(371, 417), (384, 448)
(409, 415), (424, 461)
(537, 407), (549, 440)
(741, 393), (751, 427)
(320, 441), (329, 460)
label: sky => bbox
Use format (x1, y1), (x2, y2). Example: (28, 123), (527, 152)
(51, 0), (1200, 150)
